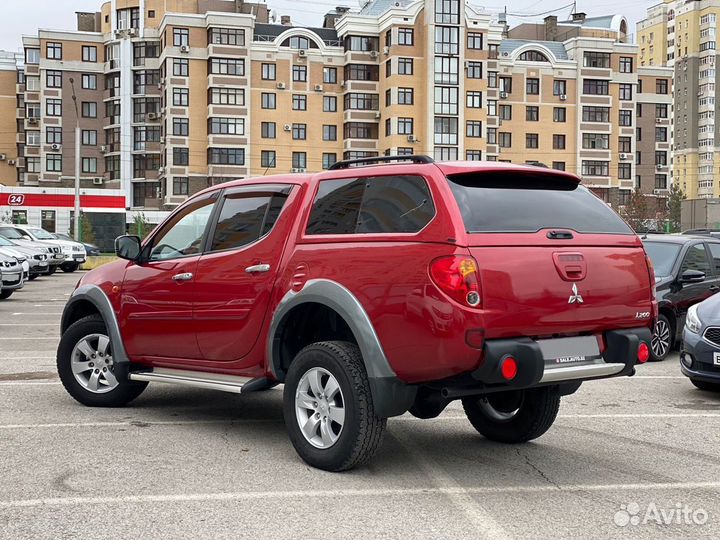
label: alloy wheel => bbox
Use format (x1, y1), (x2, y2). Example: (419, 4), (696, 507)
(295, 367), (345, 449)
(70, 333), (118, 393)
(651, 319), (671, 358)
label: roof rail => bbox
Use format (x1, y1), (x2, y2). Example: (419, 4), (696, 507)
(327, 155), (434, 171)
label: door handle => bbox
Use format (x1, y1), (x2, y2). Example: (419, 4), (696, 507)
(245, 264), (271, 274)
(172, 272), (193, 282)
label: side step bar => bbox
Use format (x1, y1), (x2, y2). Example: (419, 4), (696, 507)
(129, 368), (256, 394)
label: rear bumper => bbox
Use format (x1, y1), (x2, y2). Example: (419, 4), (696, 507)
(470, 327), (652, 389)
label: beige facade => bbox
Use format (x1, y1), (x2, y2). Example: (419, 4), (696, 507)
(0, 52), (20, 186)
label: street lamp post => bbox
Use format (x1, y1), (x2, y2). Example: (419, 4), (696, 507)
(69, 77), (81, 241)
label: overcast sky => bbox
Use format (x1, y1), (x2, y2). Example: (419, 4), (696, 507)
(0, 0), (651, 52)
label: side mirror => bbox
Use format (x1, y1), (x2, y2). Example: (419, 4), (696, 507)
(680, 269), (706, 284)
(115, 235), (141, 261)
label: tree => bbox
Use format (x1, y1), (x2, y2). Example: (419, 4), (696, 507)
(667, 183), (686, 233)
(128, 212), (153, 240)
(624, 190), (650, 232)
(79, 214), (96, 245)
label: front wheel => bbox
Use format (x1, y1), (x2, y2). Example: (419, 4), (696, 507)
(282, 341), (387, 471)
(57, 315), (147, 407)
(0, 290), (13, 300)
(690, 378), (720, 392)
(462, 387), (561, 443)
(650, 314), (673, 361)
(29, 274), (39, 281)
(61, 263), (80, 273)
(46, 266), (57, 275)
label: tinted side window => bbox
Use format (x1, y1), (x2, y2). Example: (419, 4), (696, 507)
(709, 243), (720, 274)
(681, 244), (711, 275)
(306, 175), (434, 235)
(210, 193), (288, 251)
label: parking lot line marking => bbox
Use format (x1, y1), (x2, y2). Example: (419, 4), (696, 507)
(1, 481), (719, 509)
(627, 376), (686, 379)
(11, 312), (63, 316)
(0, 337), (59, 340)
(0, 382), (59, 386)
(0, 323), (57, 326)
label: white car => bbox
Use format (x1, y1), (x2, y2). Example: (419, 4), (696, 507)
(0, 224), (86, 273)
(0, 252), (24, 299)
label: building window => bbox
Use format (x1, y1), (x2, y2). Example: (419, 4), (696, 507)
(292, 65), (307, 82)
(467, 32), (483, 49)
(26, 157), (40, 173)
(466, 150), (482, 160)
(655, 151), (668, 166)
(526, 133), (539, 149)
(81, 74), (97, 90)
(552, 80), (566, 96)
(583, 79), (609, 95)
(655, 174), (668, 189)
(26, 131), (40, 146)
(466, 121), (482, 137)
(398, 87), (414, 105)
(526, 78), (540, 95)
(583, 133), (609, 149)
(292, 94), (307, 111)
(583, 52), (610, 68)
(398, 58), (413, 75)
(172, 148), (189, 166)
(434, 117), (457, 145)
(209, 28), (245, 46)
(46, 127), (62, 145)
(486, 128), (496, 144)
(582, 106), (610, 122)
(499, 104), (512, 120)
(261, 122), (276, 138)
(435, 56), (458, 84)
(174, 58), (189, 76)
(323, 95), (337, 112)
(581, 160), (609, 176)
(619, 83), (633, 101)
(173, 118), (189, 136)
(435, 86), (458, 115)
(173, 88), (189, 106)
(261, 93), (276, 109)
(173, 177), (189, 196)
(208, 148), (245, 165)
(209, 117), (244, 135)
(323, 67), (337, 84)
(656, 127), (668, 142)
(322, 125), (337, 141)
(346, 64), (379, 81)
(46, 70), (62, 88)
(210, 87), (244, 105)
(173, 28), (190, 47)
(619, 57), (633, 73)
(553, 134), (566, 149)
(656, 104), (668, 118)
(435, 26), (459, 55)
(292, 123), (307, 140)
(46, 42), (62, 60)
(618, 163), (631, 180)
(322, 153), (337, 170)
(466, 61), (482, 79)
(344, 93), (379, 110)
(398, 28), (414, 45)
(25, 48), (39, 64)
(210, 58), (244, 76)
(553, 107), (566, 122)
(117, 7), (140, 29)
(260, 150), (276, 168)
(82, 157), (98, 173)
(344, 123), (377, 139)
(41, 210), (56, 232)
(81, 102), (97, 118)
(398, 117), (414, 135)
(500, 76), (512, 93)
(499, 132), (512, 148)
(46, 154), (62, 172)
(343, 36), (378, 52)
(619, 109), (632, 126)
(261, 63), (276, 80)
(656, 79), (668, 94)
(552, 162), (566, 171)
(466, 91), (482, 108)
(46, 99), (62, 116)
(619, 136), (632, 153)
(435, 0), (459, 24)
(292, 152), (307, 169)
(526, 106), (539, 121)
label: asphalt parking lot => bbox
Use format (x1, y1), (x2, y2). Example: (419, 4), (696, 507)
(0, 271), (719, 540)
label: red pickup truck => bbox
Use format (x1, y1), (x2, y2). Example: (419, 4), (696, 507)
(58, 157), (655, 471)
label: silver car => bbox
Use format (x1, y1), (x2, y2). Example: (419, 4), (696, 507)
(0, 227), (64, 274)
(0, 253), (24, 300)
(0, 236), (49, 279)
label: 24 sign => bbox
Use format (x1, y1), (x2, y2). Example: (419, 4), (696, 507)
(8, 194), (25, 206)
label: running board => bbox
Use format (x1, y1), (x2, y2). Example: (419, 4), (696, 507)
(129, 368), (254, 394)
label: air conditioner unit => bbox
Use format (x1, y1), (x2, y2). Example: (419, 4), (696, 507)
(383, 46), (389, 55)
(92, 177), (104, 185)
(27, 118), (38, 125)
(619, 153), (628, 160)
(283, 124), (292, 131)
(500, 91), (508, 99)
(160, 77), (166, 85)
(656, 164), (667, 170)
(99, 145), (107, 154)
(147, 112), (159, 120)
(298, 49), (307, 57)
(160, 137), (165, 144)
(0, 154), (6, 161)
(369, 50), (379, 58)
(560, 94), (568, 101)
(314, 84), (323, 91)
(7, 160), (15, 166)
(374, 111), (381, 119)
(113, 29), (125, 39)
(653, 188), (666, 195)
(160, 107), (167, 115)
(276, 82), (286, 89)
(407, 135), (417, 143)
(51, 143), (61, 151)
(340, 81), (346, 88)
(158, 167), (166, 174)
(291, 167), (307, 173)
(180, 45), (190, 53)
(127, 28), (138, 37)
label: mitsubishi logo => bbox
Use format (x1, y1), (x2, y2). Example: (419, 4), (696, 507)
(568, 283), (584, 304)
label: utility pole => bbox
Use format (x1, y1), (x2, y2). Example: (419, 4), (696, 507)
(69, 77), (81, 241)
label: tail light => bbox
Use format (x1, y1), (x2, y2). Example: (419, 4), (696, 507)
(644, 252), (656, 301)
(430, 255), (482, 308)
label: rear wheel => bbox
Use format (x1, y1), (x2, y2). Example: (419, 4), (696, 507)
(57, 315), (147, 407)
(28, 274), (39, 281)
(61, 263), (80, 273)
(46, 265), (57, 275)
(462, 387), (560, 443)
(690, 378), (720, 392)
(650, 314), (673, 361)
(0, 290), (13, 300)
(282, 341), (387, 471)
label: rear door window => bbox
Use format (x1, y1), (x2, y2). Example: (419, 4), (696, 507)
(708, 243), (720, 275)
(447, 172), (633, 234)
(306, 175), (434, 235)
(681, 243), (712, 275)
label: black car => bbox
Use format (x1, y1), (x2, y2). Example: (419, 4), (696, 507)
(680, 294), (720, 392)
(642, 234), (720, 361)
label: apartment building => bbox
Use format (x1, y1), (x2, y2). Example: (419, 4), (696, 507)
(0, 0), (672, 246)
(638, 0), (718, 199)
(0, 52), (21, 187)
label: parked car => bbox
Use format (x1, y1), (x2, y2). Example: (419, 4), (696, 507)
(0, 237), (48, 280)
(0, 224), (84, 272)
(683, 229), (720, 238)
(680, 294), (720, 392)
(58, 157), (655, 471)
(642, 234), (720, 361)
(52, 233), (101, 257)
(0, 252), (24, 299)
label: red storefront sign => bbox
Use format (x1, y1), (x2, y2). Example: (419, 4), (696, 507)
(0, 193), (126, 209)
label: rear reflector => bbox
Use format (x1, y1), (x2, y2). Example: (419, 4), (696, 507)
(637, 342), (649, 363)
(501, 356), (518, 380)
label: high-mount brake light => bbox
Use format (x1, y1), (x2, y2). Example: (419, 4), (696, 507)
(429, 255), (482, 308)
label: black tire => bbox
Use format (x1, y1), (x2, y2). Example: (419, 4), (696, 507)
(46, 265), (57, 275)
(29, 274), (39, 281)
(690, 378), (720, 392)
(61, 263), (79, 273)
(462, 387), (561, 443)
(0, 290), (13, 300)
(650, 314), (673, 361)
(57, 315), (147, 407)
(282, 341), (387, 471)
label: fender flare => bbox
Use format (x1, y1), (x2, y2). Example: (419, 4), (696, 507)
(267, 279), (416, 417)
(61, 284), (130, 377)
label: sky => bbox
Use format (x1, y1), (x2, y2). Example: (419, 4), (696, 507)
(0, 0), (653, 52)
